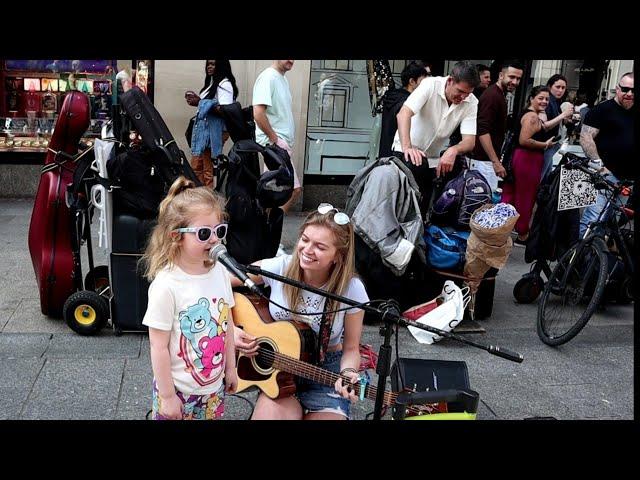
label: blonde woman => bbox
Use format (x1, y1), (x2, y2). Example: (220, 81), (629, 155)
(233, 204), (370, 420)
(141, 176), (238, 420)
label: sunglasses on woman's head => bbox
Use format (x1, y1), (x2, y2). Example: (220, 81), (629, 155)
(173, 224), (228, 243)
(317, 203), (350, 225)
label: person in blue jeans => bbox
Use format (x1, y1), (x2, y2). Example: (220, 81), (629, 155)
(231, 204), (370, 420)
(578, 72), (634, 238)
(186, 60), (239, 187)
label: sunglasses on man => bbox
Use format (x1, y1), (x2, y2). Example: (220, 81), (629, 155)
(618, 84), (634, 94)
(173, 223), (228, 243)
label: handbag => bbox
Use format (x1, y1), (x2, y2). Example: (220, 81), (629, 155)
(185, 115), (196, 148)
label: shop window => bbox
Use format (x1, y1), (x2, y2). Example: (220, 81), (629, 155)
(320, 88), (347, 128)
(1, 59), (118, 155)
(323, 60), (351, 71)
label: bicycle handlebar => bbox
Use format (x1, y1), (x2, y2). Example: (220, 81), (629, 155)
(562, 152), (633, 194)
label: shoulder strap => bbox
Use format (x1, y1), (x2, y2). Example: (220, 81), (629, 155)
(316, 298), (335, 365)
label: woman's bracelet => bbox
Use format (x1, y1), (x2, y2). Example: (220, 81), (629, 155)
(340, 367), (358, 377)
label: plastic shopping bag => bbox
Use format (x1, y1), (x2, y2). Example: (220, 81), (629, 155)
(407, 281), (469, 344)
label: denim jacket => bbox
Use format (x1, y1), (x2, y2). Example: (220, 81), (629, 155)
(191, 99), (225, 156)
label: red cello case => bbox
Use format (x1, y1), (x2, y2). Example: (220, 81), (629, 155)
(28, 91), (90, 316)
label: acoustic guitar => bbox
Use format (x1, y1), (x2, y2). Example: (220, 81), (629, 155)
(232, 292), (445, 416)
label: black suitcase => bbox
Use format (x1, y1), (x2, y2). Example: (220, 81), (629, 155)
(120, 86), (200, 186)
(110, 214), (156, 333)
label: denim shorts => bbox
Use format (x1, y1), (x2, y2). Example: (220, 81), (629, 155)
(295, 350), (351, 419)
(152, 380), (225, 420)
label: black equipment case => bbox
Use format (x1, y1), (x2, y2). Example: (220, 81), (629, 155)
(109, 215), (156, 333)
(120, 86), (200, 186)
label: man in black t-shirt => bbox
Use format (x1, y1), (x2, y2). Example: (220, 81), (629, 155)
(579, 72), (634, 237)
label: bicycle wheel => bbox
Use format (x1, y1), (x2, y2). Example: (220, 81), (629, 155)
(537, 236), (609, 346)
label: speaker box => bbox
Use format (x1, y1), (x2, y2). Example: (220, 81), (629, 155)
(390, 358), (478, 417)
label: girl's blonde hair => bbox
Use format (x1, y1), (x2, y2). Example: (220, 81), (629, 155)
(141, 176), (227, 280)
(283, 209), (356, 317)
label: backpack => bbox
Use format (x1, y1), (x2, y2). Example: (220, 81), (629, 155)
(223, 140), (294, 209)
(424, 225), (470, 271)
(107, 148), (167, 219)
(256, 143), (294, 209)
(431, 169), (492, 231)
(215, 140), (289, 265)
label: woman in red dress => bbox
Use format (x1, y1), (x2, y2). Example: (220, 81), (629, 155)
(502, 86), (556, 244)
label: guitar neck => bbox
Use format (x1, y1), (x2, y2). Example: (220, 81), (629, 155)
(268, 350), (395, 406)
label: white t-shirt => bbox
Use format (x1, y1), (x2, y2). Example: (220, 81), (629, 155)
(216, 79), (234, 105)
(260, 255), (369, 347)
(391, 76), (478, 168)
(199, 78), (234, 105)
(142, 263), (235, 395)
(252, 67), (295, 148)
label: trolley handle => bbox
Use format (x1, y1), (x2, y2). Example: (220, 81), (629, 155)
(395, 388), (480, 416)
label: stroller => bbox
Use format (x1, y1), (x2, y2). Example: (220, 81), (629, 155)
(512, 152), (581, 303)
(62, 86), (199, 335)
(345, 156), (432, 321)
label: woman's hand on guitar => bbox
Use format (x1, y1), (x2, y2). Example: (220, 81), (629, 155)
(335, 371), (360, 404)
(234, 328), (259, 357)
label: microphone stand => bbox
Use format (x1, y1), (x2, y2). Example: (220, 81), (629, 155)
(240, 264), (523, 420)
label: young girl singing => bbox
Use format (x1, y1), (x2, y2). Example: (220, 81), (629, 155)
(142, 176), (237, 420)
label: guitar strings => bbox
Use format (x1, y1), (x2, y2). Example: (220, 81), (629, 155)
(248, 347), (431, 415)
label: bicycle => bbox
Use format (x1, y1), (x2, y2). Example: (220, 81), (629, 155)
(536, 154), (634, 346)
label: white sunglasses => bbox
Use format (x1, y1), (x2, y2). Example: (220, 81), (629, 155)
(172, 223), (228, 242)
(317, 203), (350, 225)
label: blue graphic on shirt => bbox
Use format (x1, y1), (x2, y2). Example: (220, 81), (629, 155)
(178, 298), (217, 369)
(177, 297), (229, 386)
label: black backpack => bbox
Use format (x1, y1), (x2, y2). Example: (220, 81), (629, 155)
(224, 140), (294, 210)
(215, 140), (288, 265)
(107, 147), (167, 219)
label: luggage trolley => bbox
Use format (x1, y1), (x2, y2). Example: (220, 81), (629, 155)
(64, 86), (198, 335)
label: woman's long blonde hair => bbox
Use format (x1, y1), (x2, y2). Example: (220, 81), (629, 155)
(283, 209), (356, 317)
(141, 176), (227, 280)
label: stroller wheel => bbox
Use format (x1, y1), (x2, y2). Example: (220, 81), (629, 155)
(63, 291), (109, 336)
(513, 273), (543, 304)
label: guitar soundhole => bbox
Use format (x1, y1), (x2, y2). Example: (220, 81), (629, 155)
(255, 341), (275, 370)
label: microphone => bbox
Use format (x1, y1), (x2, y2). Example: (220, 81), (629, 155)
(209, 244), (261, 295)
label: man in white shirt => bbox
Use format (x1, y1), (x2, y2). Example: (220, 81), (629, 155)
(393, 61), (480, 217)
(253, 60), (302, 213)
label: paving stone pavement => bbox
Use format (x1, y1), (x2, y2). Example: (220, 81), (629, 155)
(0, 199), (634, 420)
